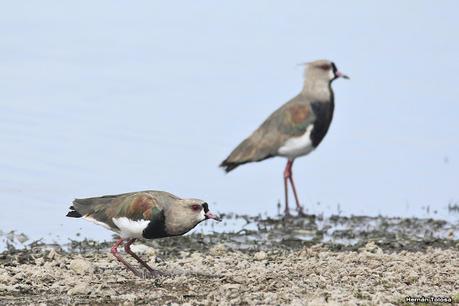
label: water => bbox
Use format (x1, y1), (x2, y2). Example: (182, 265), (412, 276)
(3, 213), (458, 252)
(0, 100), (458, 248)
(1, 1), (458, 248)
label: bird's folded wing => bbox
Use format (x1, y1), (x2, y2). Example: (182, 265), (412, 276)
(221, 100), (314, 169)
(275, 102), (314, 138)
(73, 192), (162, 229)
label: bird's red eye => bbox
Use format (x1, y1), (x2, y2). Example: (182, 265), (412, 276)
(191, 204), (201, 211)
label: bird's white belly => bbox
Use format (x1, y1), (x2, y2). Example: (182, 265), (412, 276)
(112, 217), (150, 239)
(83, 216), (114, 231)
(277, 125), (315, 159)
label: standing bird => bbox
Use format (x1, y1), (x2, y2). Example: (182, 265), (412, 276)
(220, 59), (349, 216)
(66, 190), (221, 277)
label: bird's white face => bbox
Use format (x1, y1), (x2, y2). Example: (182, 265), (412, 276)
(310, 62), (336, 81)
(165, 200), (221, 235)
(190, 203), (207, 223)
(306, 60), (349, 82)
(189, 202), (222, 223)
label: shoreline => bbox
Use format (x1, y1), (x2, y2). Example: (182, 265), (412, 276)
(1, 214), (458, 305)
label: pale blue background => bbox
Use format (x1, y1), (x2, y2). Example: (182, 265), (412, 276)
(0, 1), (458, 242)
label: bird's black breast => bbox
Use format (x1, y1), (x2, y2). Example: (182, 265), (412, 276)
(310, 100), (335, 147)
(142, 210), (169, 239)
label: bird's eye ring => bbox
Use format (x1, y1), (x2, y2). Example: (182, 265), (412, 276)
(191, 204), (201, 211)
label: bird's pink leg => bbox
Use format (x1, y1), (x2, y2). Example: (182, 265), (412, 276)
(124, 238), (162, 276)
(283, 160), (292, 216)
(111, 238), (141, 277)
(287, 160), (305, 216)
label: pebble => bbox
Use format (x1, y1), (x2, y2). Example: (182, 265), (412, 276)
(209, 243), (227, 256)
(47, 249), (60, 260)
(361, 241), (383, 254)
(254, 251), (267, 261)
(67, 282), (90, 295)
(69, 258), (94, 275)
(129, 244), (156, 256)
(0, 239), (458, 305)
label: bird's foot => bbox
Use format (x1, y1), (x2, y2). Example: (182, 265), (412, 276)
(129, 269), (144, 278)
(139, 269), (167, 279)
(283, 209), (293, 219)
(296, 206), (307, 217)
(149, 269), (166, 277)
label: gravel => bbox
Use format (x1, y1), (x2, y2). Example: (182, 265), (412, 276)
(0, 242), (458, 305)
(1, 214), (458, 305)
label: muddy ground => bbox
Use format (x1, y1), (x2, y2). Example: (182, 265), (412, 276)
(1, 214), (458, 305)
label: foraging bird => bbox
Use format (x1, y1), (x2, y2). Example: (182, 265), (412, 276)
(66, 190), (221, 277)
(220, 59), (349, 216)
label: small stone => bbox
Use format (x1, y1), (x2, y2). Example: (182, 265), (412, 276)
(16, 233), (29, 244)
(231, 275), (245, 283)
(117, 293), (137, 302)
(67, 282), (89, 295)
(452, 293), (459, 303)
(16, 233), (29, 243)
(0, 284), (15, 293)
(34, 258), (44, 266)
(69, 258), (94, 275)
(209, 243), (227, 256)
(0, 272), (10, 284)
(406, 271), (418, 284)
(47, 249), (60, 260)
(190, 252), (203, 261)
(221, 283), (240, 291)
(179, 251), (190, 258)
(254, 251), (267, 261)
(360, 241), (383, 254)
(129, 244), (156, 257)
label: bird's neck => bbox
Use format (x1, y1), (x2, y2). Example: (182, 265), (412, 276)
(302, 79), (332, 102)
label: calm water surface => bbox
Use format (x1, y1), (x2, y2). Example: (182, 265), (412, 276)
(1, 1), (458, 247)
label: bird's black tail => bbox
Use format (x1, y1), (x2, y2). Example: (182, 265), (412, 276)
(219, 160), (241, 173)
(66, 206), (82, 218)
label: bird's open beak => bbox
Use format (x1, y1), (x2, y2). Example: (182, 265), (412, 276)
(335, 71), (350, 79)
(205, 211), (222, 222)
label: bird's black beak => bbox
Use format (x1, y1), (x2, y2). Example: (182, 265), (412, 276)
(205, 211), (222, 222)
(335, 70), (350, 79)
(202, 202), (222, 222)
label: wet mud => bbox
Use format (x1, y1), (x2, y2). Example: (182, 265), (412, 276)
(1, 214), (458, 305)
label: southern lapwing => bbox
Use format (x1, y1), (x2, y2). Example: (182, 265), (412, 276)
(66, 190), (221, 277)
(220, 59), (348, 216)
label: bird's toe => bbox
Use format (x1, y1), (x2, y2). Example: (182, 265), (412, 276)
(296, 207), (307, 217)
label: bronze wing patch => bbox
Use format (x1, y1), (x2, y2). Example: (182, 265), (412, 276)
(288, 104), (310, 124)
(110, 193), (160, 221)
(279, 103), (312, 136)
